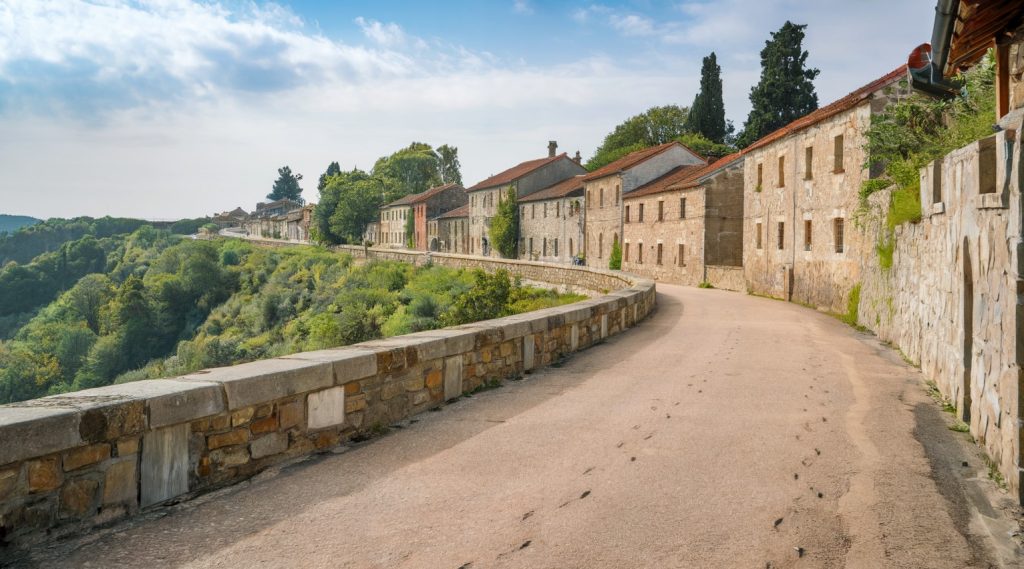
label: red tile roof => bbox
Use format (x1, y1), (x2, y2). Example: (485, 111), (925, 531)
(668, 152), (745, 190)
(467, 154), (572, 192)
(435, 204), (469, 219)
(623, 165), (706, 199)
(743, 65), (907, 153)
(582, 141), (703, 182)
(518, 175), (585, 203)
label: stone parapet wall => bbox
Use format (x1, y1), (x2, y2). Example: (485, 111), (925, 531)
(858, 119), (1023, 500)
(705, 266), (745, 292)
(0, 253), (655, 548)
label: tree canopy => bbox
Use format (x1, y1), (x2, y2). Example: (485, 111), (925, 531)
(736, 21), (820, 148)
(586, 105), (690, 170)
(685, 52), (731, 144)
(317, 162), (342, 192)
(268, 166), (304, 204)
(436, 144), (463, 186)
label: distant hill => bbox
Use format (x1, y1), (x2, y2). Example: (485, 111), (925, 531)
(0, 214), (40, 235)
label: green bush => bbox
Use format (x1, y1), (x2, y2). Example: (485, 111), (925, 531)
(608, 238), (622, 270)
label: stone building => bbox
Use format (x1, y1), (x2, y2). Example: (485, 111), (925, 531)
(407, 183), (467, 251)
(582, 141), (705, 268)
(363, 221), (379, 245)
(856, 1), (1024, 501)
(466, 142), (586, 257)
(621, 154), (745, 287)
(284, 204), (314, 242)
(378, 196), (415, 248)
(517, 175), (585, 263)
(741, 66), (909, 312)
(433, 205), (469, 254)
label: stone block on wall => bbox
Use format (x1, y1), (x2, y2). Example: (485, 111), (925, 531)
(84, 379), (226, 430)
(307, 387), (346, 430)
(523, 334), (536, 371)
(184, 358), (333, 410)
(0, 407), (81, 467)
(141, 424), (189, 508)
(444, 356), (463, 400)
(283, 347), (378, 385)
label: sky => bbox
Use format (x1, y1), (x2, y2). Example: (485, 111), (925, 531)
(0, 0), (935, 220)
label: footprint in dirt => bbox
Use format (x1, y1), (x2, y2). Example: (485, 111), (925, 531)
(522, 510), (534, 521)
(583, 467), (595, 475)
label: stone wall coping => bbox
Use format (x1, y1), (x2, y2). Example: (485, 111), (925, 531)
(0, 256), (654, 471)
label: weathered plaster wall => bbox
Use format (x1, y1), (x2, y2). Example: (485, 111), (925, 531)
(859, 119), (1023, 501)
(518, 195), (584, 263)
(0, 251), (655, 547)
(743, 103), (873, 311)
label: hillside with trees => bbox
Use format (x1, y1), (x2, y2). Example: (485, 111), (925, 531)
(0, 215), (40, 235)
(0, 232), (583, 404)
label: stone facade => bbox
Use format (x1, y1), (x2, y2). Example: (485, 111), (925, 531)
(379, 204), (412, 248)
(583, 142), (704, 268)
(622, 156), (744, 286)
(0, 251), (655, 547)
(435, 206), (469, 254)
(742, 68), (908, 312)
(409, 184), (467, 251)
(518, 175), (585, 264)
(467, 151), (585, 258)
(858, 115), (1024, 501)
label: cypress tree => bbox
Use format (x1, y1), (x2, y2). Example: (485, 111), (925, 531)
(736, 21), (820, 148)
(685, 52), (728, 144)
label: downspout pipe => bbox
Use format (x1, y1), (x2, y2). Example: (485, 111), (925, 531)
(909, 0), (960, 97)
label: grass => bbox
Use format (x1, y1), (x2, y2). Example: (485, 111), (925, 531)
(983, 454), (1008, 490)
(876, 237), (895, 270)
(840, 284), (861, 327)
(698, 281), (714, 289)
(948, 421), (971, 433)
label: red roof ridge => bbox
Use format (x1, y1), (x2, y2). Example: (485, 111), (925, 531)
(467, 153), (573, 192)
(743, 65), (907, 153)
(582, 141), (698, 182)
(436, 204), (469, 219)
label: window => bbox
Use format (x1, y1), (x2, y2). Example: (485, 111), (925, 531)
(600, 188), (604, 208)
(625, 205), (631, 223)
(556, 201), (561, 217)
(638, 203), (645, 222)
(657, 201), (664, 222)
(587, 190), (592, 208)
(519, 238), (525, 256)
(678, 244), (685, 267)
(756, 222), (763, 249)
(529, 237), (534, 255)
(543, 203), (547, 218)
(834, 218), (845, 253)
(599, 233), (604, 258)
(803, 220), (812, 251)
(757, 163), (763, 189)
(778, 155), (785, 187)
(624, 242), (629, 262)
(834, 134), (844, 172)
(777, 222), (785, 250)
(520, 206), (525, 218)
(543, 238), (547, 256)
(615, 186), (620, 205)
(637, 243), (643, 264)
(680, 197), (687, 219)
(554, 239), (558, 257)
(531, 204), (535, 219)
(569, 238), (574, 256)
(656, 243), (663, 265)
(805, 146), (813, 180)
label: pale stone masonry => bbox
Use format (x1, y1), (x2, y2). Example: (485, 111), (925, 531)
(518, 175), (585, 263)
(466, 142), (586, 258)
(433, 204), (469, 254)
(622, 153), (744, 287)
(0, 249), (655, 547)
(742, 66), (909, 312)
(583, 141), (705, 268)
(408, 183), (467, 251)
(379, 199), (413, 248)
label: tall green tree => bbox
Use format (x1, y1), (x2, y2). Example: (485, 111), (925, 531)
(736, 21), (820, 148)
(317, 161), (342, 192)
(313, 169), (385, 245)
(586, 105), (690, 170)
(436, 144), (463, 185)
(372, 142), (441, 200)
(268, 166), (304, 204)
(685, 52), (730, 144)
(489, 187), (519, 258)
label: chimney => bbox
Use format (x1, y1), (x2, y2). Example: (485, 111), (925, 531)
(548, 140), (558, 157)
(573, 151), (582, 165)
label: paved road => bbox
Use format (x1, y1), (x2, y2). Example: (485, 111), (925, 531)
(22, 285), (1019, 568)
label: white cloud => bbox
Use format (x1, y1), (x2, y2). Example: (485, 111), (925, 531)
(609, 14), (656, 37)
(513, 1), (534, 15)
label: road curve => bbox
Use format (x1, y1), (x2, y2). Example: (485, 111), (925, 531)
(21, 284), (1009, 568)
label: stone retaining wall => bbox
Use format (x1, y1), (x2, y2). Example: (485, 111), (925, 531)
(858, 116), (1023, 500)
(705, 265), (745, 292)
(0, 254), (655, 548)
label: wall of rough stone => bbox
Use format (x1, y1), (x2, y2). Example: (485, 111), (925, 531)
(705, 266), (745, 292)
(858, 116), (1023, 501)
(518, 195), (585, 263)
(622, 187), (707, 284)
(0, 253), (655, 547)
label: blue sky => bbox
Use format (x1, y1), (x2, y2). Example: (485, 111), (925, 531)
(0, 0), (934, 219)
